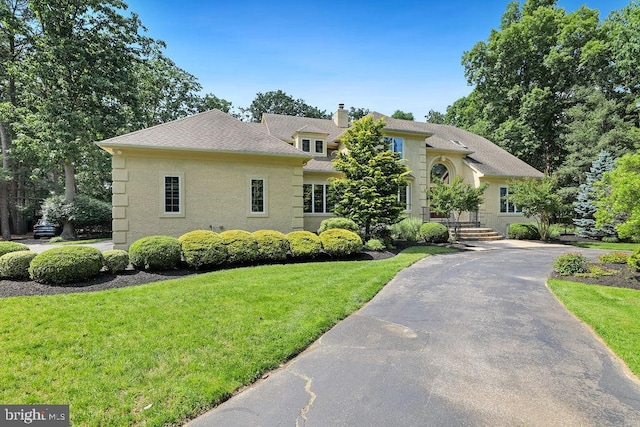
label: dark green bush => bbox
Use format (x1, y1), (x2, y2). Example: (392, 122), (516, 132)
(252, 230), (289, 262)
(597, 252), (629, 264)
(508, 223), (539, 240)
(220, 230), (258, 264)
(317, 217), (360, 235)
(179, 230), (227, 269)
(0, 241), (29, 257)
(129, 236), (181, 271)
(0, 250), (36, 279)
(102, 249), (130, 274)
(364, 238), (386, 251)
(286, 231), (322, 258)
(627, 249), (640, 272)
(320, 229), (363, 257)
(420, 222), (449, 243)
(553, 252), (589, 276)
(42, 194), (112, 229)
(29, 246), (104, 285)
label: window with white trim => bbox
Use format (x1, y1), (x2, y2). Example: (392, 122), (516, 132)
(500, 186), (520, 213)
(314, 140), (324, 154)
(303, 183), (332, 213)
(250, 178), (266, 213)
(160, 173), (184, 216)
(384, 137), (404, 158)
(301, 139), (311, 152)
(398, 184), (412, 211)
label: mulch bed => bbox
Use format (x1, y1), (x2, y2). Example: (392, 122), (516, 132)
(0, 243), (431, 299)
(551, 263), (640, 291)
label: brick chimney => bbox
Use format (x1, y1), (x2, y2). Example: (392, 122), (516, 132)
(333, 103), (348, 128)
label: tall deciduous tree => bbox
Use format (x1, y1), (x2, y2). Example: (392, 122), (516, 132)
(425, 109), (445, 124)
(246, 90), (329, 122)
(391, 110), (414, 121)
(330, 116), (408, 239)
(348, 106), (370, 121)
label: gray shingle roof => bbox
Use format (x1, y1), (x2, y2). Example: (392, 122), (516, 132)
(97, 109), (310, 158)
(369, 112), (434, 135)
(303, 157), (337, 173)
(262, 113), (344, 143)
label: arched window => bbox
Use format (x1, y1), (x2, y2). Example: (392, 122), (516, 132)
(430, 163), (450, 184)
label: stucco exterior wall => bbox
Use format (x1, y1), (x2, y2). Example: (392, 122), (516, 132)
(112, 150), (305, 249)
(480, 177), (531, 230)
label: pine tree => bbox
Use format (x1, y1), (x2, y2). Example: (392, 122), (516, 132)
(574, 150), (615, 238)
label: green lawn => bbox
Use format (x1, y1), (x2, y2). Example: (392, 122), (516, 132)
(0, 246), (452, 426)
(50, 237), (111, 245)
(548, 279), (640, 378)
(570, 241), (640, 251)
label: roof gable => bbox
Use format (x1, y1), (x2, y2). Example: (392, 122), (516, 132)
(262, 113), (344, 143)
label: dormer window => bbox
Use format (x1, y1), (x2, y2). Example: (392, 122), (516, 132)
(301, 139), (310, 152)
(314, 140), (324, 154)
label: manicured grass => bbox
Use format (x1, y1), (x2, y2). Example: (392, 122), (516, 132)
(548, 279), (640, 378)
(570, 241), (640, 251)
(0, 246), (452, 426)
(51, 237), (111, 245)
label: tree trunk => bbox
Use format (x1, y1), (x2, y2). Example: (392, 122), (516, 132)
(61, 159), (77, 240)
(0, 123), (12, 240)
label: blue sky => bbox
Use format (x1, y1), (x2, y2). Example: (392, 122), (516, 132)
(125, 0), (631, 119)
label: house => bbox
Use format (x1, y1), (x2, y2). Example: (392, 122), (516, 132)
(97, 105), (543, 249)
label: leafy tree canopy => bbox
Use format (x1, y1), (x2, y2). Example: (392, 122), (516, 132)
(246, 90), (329, 122)
(391, 110), (414, 120)
(508, 176), (562, 240)
(348, 106), (370, 121)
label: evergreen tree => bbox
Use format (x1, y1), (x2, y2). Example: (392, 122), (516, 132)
(573, 150), (615, 238)
(330, 116), (409, 239)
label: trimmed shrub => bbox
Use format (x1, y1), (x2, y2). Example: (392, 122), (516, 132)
(317, 217), (360, 235)
(391, 217), (423, 242)
(320, 229), (363, 257)
(129, 235), (181, 271)
(627, 249), (640, 272)
(103, 249), (130, 274)
(420, 222), (449, 243)
(220, 230), (259, 264)
(252, 230), (289, 262)
(179, 230), (227, 269)
(364, 238), (386, 251)
(597, 252), (629, 264)
(509, 223), (539, 240)
(0, 241), (29, 257)
(0, 251), (36, 279)
(286, 231), (322, 258)
(29, 246), (104, 285)
(553, 252), (589, 276)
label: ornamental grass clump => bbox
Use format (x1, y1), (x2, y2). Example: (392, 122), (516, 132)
(391, 217), (423, 242)
(553, 252), (589, 276)
(0, 241), (29, 257)
(220, 230), (259, 264)
(0, 251), (36, 279)
(319, 229), (363, 257)
(252, 230), (289, 262)
(29, 246), (103, 285)
(420, 222), (449, 243)
(179, 230), (227, 269)
(102, 249), (130, 274)
(286, 231), (322, 259)
(129, 236), (181, 271)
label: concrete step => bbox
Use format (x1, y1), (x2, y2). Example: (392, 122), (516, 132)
(450, 227), (504, 241)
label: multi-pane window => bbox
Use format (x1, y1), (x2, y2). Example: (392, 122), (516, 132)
(301, 139), (311, 152)
(384, 137), (404, 158)
(500, 187), (519, 213)
(303, 184), (332, 213)
(398, 184), (411, 211)
(251, 178), (265, 213)
(164, 176), (180, 213)
(315, 140), (324, 154)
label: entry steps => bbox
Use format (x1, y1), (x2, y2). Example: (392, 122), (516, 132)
(451, 227), (503, 241)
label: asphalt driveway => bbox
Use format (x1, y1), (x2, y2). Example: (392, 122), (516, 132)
(190, 241), (640, 426)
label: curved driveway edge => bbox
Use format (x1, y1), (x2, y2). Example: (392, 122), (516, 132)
(189, 241), (640, 426)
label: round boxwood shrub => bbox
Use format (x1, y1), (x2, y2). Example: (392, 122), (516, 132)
(364, 238), (386, 251)
(420, 222), (449, 243)
(508, 223), (539, 240)
(179, 230), (227, 269)
(553, 252), (589, 276)
(0, 241), (29, 257)
(252, 230), (289, 262)
(0, 250), (36, 279)
(29, 246), (104, 285)
(317, 217), (360, 235)
(320, 229), (363, 257)
(129, 235), (181, 271)
(627, 249), (640, 272)
(220, 230), (258, 264)
(286, 231), (322, 258)
(102, 249), (130, 274)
